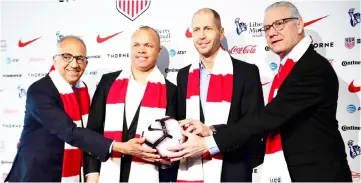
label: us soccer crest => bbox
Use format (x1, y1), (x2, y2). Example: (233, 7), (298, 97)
(116, 0), (151, 21)
(345, 37), (355, 49)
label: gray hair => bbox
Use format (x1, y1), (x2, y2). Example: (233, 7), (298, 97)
(265, 1), (302, 19)
(57, 35), (87, 55)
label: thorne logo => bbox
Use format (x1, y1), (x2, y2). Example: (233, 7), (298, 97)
(235, 18), (264, 37)
(107, 53), (129, 59)
(229, 45), (257, 54)
(313, 42), (334, 48)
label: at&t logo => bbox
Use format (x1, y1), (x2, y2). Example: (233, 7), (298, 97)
(347, 104), (360, 113)
(269, 62), (278, 71)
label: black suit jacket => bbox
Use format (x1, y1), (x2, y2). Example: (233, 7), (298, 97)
(5, 75), (113, 182)
(213, 46), (352, 182)
(176, 58), (265, 182)
(83, 70), (178, 182)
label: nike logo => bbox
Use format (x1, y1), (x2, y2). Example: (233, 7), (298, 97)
(184, 15), (329, 38)
(262, 82), (270, 86)
(148, 124), (167, 132)
(96, 32), (122, 43)
(348, 80), (360, 93)
(18, 37), (41, 47)
(185, 28), (192, 38)
(304, 15), (329, 27)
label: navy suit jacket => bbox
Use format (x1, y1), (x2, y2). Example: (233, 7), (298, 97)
(5, 75), (113, 182)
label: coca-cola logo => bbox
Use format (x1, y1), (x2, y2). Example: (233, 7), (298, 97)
(229, 45), (257, 54)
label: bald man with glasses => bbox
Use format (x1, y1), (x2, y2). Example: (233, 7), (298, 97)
(4, 36), (159, 182)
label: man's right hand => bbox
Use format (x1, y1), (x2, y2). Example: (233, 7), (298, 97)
(112, 138), (161, 162)
(86, 173), (99, 183)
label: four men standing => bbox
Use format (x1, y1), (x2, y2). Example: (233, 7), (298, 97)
(4, 1), (352, 183)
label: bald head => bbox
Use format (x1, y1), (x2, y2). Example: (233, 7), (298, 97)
(192, 8), (222, 30)
(131, 26), (161, 50)
(56, 35), (87, 55)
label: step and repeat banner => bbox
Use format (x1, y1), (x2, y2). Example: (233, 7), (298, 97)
(0, 0), (360, 182)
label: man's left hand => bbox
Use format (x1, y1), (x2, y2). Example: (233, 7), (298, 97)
(166, 130), (208, 162)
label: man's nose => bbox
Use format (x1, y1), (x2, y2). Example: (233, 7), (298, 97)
(267, 26), (278, 37)
(69, 58), (79, 68)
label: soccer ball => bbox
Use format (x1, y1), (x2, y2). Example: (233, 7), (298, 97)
(142, 116), (184, 158)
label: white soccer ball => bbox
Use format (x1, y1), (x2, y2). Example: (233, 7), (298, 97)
(142, 116), (184, 158)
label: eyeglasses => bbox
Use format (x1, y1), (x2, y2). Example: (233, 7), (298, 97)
(54, 53), (88, 64)
(259, 17), (299, 32)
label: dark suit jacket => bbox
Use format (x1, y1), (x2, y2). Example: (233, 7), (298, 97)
(83, 70), (178, 182)
(213, 45), (352, 182)
(175, 58), (265, 182)
(5, 75), (113, 182)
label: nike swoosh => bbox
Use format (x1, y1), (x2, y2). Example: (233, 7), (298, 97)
(185, 28), (192, 38)
(262, 82), (270, 86)
(304, 15), (329, 27)
(348, 80), (360, 93)
(184, 15), (329, 38)
(96, 32), (122, 43)
(18, 37), (41, 47)
(148, 125), (167, 131)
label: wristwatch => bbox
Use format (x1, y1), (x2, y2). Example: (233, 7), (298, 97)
(209, 125), (217, 135)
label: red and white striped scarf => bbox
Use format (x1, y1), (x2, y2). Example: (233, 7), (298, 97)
(48, 65), (90, 182)
(176, 48), (233, 183)
(99, 66), (167, 183)
(260, 36), (312, 183)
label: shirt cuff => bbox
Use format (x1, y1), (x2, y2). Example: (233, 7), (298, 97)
(205, 135), (220, 155)
(85, 172), (99, 177)
(109, 140), (115, 153)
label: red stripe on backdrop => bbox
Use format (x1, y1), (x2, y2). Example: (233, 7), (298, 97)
(207, 74), (233, 103)
(186, 69), (200, 99)
(136, 0), (138, 14)
(123, 0), (125, 12)
(62, 149), (82, 177)
(127, 0), (130, 15)
(106, 79), (128, 104)
(131, 0), (134, 18)
(144, 0), (148, 7)
(141, 82), (167, 108)
(59, 93), (81, 121)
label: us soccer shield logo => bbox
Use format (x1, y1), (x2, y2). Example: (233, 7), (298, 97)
(116, 0), (151, 21)
(345, 37), (355, 49)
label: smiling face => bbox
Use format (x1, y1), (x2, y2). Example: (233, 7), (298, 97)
(130, 28), (161, 72)
(191, 10), (224, 58)
(53, 37), (88, 85)
(264, 6), (304, 58)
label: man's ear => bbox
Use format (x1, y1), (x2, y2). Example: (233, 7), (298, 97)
(297, 18), (304, 34)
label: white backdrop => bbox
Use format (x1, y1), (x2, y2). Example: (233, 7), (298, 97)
(0, 0), (360, 182)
